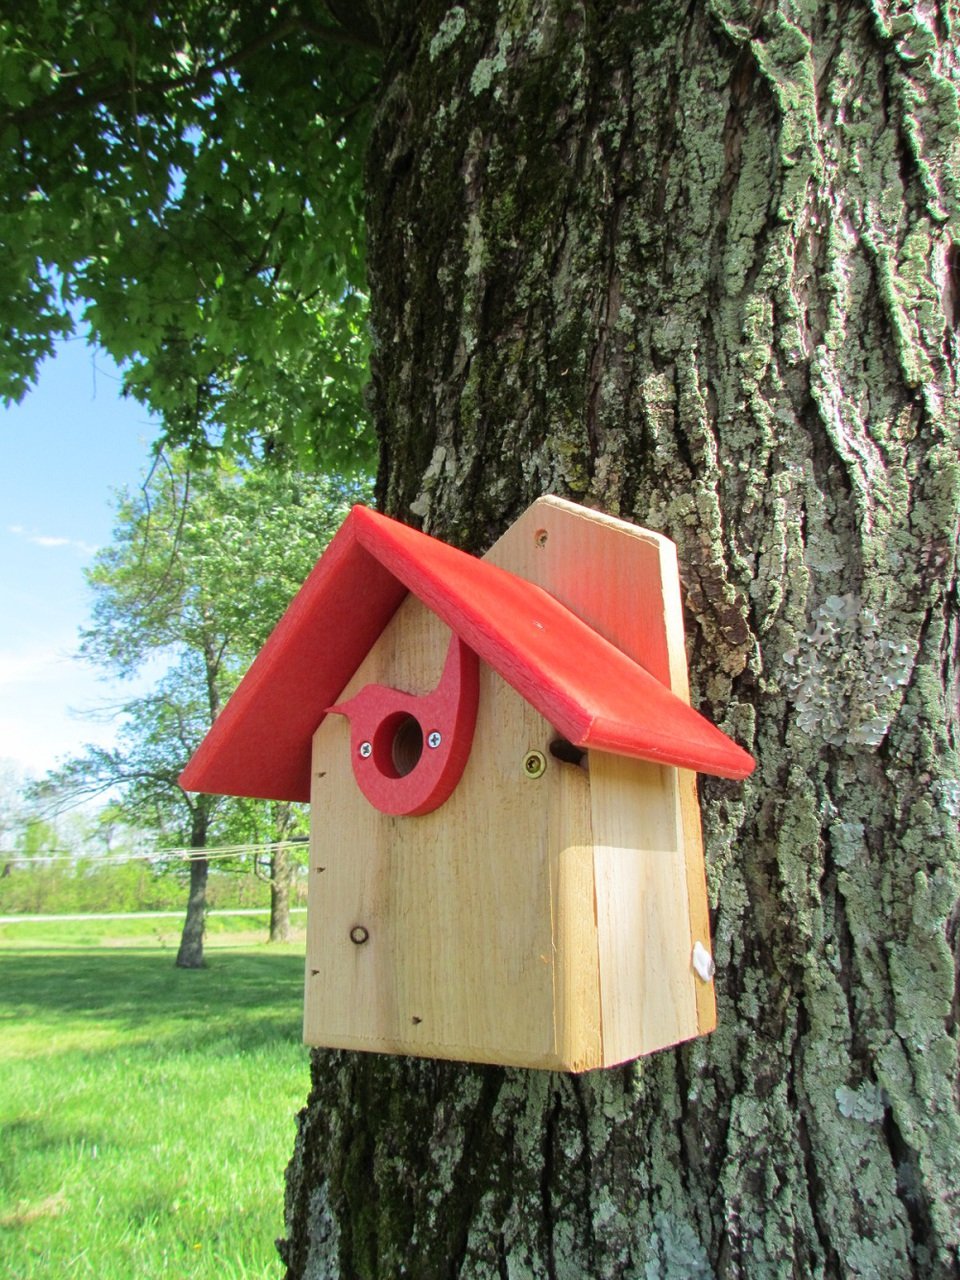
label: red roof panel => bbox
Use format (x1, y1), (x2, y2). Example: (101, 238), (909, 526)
(180, 506), (754, 800)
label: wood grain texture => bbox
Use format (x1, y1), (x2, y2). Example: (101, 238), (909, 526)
(489, 497), (716, 1049)
(304, 498), (715, 1069)
(305, 593), (600, 1070)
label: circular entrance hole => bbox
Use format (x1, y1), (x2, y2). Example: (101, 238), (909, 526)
(390, 714), (424, 777)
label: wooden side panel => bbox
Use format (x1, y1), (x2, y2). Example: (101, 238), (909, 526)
(677, 770), (716, 1035)
(588, 756), (699, 1062)
(304, 595), (600, 1070)
(548, 774), (602, 1072)
(488, 497), (716, 1057)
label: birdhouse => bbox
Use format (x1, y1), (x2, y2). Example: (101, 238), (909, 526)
(180, 497), (753, 1071)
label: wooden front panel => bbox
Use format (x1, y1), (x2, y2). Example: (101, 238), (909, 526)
(304, 595), (599, 1071)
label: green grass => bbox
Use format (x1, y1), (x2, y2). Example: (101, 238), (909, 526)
(0, 920), (311, 1278)
(0, 912), (304, 950)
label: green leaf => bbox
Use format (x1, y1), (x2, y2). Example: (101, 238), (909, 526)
(0, 3), (381, 467)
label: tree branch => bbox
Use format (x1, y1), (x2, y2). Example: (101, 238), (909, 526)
(3, 9), (380, 132)
(320, 1), (381, 51)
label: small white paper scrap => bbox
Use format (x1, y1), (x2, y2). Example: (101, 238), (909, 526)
(692, 940), (716, 982)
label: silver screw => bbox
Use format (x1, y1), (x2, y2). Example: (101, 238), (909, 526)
(427, 731), (442, 749)
(359, 741), (373, 758)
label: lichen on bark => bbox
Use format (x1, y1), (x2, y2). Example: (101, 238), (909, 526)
(282, 2), (960, 1276)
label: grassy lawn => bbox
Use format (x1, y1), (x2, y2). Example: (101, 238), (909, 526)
(0, 918), (311, 1278)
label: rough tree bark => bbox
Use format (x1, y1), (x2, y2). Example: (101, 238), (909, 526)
(264, 804), (304, 944)
(175, 802), (210, 969)
(176, 638), (224, 967)
(270, 842), (293, 944)
(282, 2), (960, 1275)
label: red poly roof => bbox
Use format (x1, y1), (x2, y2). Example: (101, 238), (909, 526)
(179, 506), (755, 801)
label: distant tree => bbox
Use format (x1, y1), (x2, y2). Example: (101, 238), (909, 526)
(45, 455), (364, 965)
(0, 761), (67, 863)
(42, 654), (228, 962)
(80, 455), (363, 677)
(237, 800), (309, 943)
(86, 801), (145, 858)
(0, 761), (30, 869)
(0, 769), (74, 911)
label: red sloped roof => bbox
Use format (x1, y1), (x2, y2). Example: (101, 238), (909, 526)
(179, 506), (754, 801)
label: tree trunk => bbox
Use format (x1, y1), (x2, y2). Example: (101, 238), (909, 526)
(270, 843), (293, 944)
(282, 3), (960, 1276)
(176, 805), (210, 969)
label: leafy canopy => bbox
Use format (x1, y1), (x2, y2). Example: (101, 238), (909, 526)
(0, 2), (381, 469)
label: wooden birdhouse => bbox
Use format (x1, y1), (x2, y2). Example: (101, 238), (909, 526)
(180, 497), (754, 1071)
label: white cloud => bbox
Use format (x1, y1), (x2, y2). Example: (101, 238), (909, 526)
(0, 645), (69, 688)
(0, 642), (169, 776)
(0, 710), (115, 776)
(0, 647), (114, 774)
(6, 525), (97, 556)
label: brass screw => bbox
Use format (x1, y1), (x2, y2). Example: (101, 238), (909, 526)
(523, 750), (547, 779)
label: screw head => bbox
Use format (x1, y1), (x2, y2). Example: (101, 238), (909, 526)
(358, 741), (373, 759)
(523, 750), (547, 779)
(427, 731), (442, 749)
(350, 925), (370, 945)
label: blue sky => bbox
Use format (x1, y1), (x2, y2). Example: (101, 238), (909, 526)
(0, 337), (158, 779)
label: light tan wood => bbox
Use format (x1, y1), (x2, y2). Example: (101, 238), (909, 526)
(588, 756), (696, 1062)
(305, 594), (600, 1070)
(485, 496), (681, 687)
(488, 497), (716, 1055)
(303, 496), (716, 1070)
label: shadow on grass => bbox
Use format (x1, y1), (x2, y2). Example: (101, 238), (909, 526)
(0, 948), (307, 1055)
(0, 1117), (115, 1207)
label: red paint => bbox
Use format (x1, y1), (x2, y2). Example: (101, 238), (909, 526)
(329, 636), (479, 816)
(179, 505), (755, 802)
